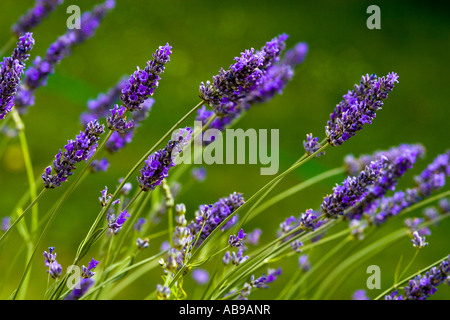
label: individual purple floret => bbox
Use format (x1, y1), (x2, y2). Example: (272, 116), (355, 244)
(229, 228), (247, 247)
(41, 120), (105, 188)
(192, 269), (210, 285)
(411, 231), (428, 249)
(43, 246), (56, 267)
(1, 217), (11, 232)
(90, 158), (109, 173)
(106, 104), (134, 133)
(303, 133), (325, 157)
(188, 192), (245, 246)
(65, 278), (95, 300)
(321, 158), (387, 218)
(15, 1), (115, 114)
(298, 255), (311, 272)
(0, 33), (35, 119)
(121, 44), (172, 112)
(352, 289), (370, 300)
(12, 0), (63, 35)
(81, 258), (99, 278)
(387, 256), (450, 300)
(373, 151), (450, 224)
(136, 238), (150, 250)
(107, 209), (130, 235)
(325, 72), (399, 146)
(47, 260), (62, 279)
(191, 167), (207, 182)
(223, 248), (249, 266)
(137, 127), (193, 191)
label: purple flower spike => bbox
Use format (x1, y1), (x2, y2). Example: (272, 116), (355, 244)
(326, 73), (399, 146)
(120, 44), (172, 112)
(387, 256), (449, 300)
(42, 120), (105, 188)
(1, 216), (11, 232)
(321, 158), (387, 218)
(411, 231), (428, 249)
(303, 133), (325, 157)
(200, 34), (289, 116)
(191, 167), (207, 182)
(229, 228), (247, 247)
(188, 192), (245, 246)
(137, 127), (193, 191)
(12, 0), (64, 35)
(0, 33), (35, 119)
(246, 229), (262, 246)
(15, 1), (115, 114)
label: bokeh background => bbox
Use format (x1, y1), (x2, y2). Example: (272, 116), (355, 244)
(0, 0), (449, 299)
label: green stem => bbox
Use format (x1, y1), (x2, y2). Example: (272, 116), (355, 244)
(12, 109), (38, 233)
(242, 166), (345, 226)
(169, 143), (330, 288)
(0, 188), (47, 243)
(12, 130), (113, 299)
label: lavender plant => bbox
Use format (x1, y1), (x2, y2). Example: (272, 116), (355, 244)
(0, 2), (449, 304)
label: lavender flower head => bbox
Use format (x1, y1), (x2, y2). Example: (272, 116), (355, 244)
(90, 158), (109, 173)
(399, 256), (449, 300)
(352, 289), (370, 300)
(229, 228), (247, 247)
(0, 33), (35, 119)
(15, 1), (115, 114)
(303, 133), (325, 157)
(12, 0), (63, 35)
(43, 247), (56, 267)
(121, 43), (172, 112)
(107, 209), (130, 235)
(196, 39), (308, 142)
(188, 192), (245, 246)
(137, 127), (193, 191)
(321, 157), (387, 218)
(81, 258), (99, 278)
(42, 120), (105, 188)
(411, 231), (428, 249)
(326, 72), (399, 146)
(200, 34), (289, 116)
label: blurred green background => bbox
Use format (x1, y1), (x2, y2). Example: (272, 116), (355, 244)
(0, 0), (449, 299)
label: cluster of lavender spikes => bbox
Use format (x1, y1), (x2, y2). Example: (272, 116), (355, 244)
(196, 38), (308, 139)
(0, 33), (35, 119)
(188, 192), (245, 246)
(371, 150), (450, 225)
(325, 72), (399, 146)
(41, 120), (105, 188)
(12, 0), (63, 35)
(15, 0), (115, 114)
(386, 255), (449, 300)
(137, 127), (193, 191)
